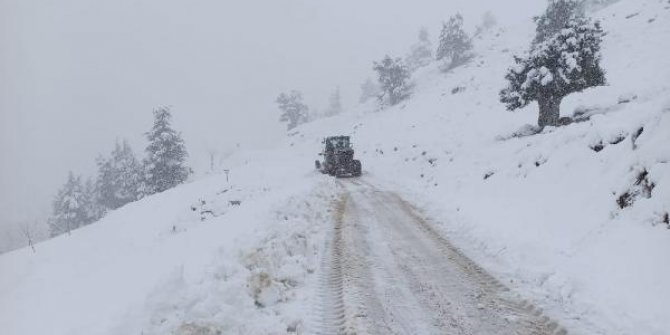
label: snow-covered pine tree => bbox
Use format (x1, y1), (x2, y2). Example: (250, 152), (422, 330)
(533, 0), (585, 45)
(276, 90), (309, 130)
(359, 78), (379, 104)
(83, 177), (105, 223)
(500, 17), (605, 127)
(81, 178), (107, 224)
(406, 27), (433, 71)
(325, 87), (342, 117)
(373, 55), (411, 106)
(116, 141), (142, 201)
(143, 107), (191, 195)
(436, 14), (473, 68)
(96, 140), (142, 210)
(49, 172), (87, 237)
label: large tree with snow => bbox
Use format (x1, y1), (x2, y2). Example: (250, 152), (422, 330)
(406, 27), (433, 71)
(143, 107), (191, 194)
(533, 0), (585, 45)
(49, 172), (92, 237)
(373, 55), (411, 106)
(500, 18), (605, 127)
(83, 177), (105, 221)
(276, 90), (309, 130)
(436, 14), (472, 68)
(96, 140), (142, 210)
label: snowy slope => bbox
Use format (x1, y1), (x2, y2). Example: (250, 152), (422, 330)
(289, 0), (670, 333)
(1, 0), (668, 334)
(0, 150), (341, 334)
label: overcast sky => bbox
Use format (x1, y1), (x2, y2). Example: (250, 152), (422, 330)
(0, 0), (542, 234)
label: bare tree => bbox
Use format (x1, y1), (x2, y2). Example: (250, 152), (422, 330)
(21, 225), (36, 253)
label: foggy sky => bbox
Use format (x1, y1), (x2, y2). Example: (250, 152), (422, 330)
(0, 0), (542, 234)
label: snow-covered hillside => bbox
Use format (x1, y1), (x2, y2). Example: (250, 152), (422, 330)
(0, 151), (343, 334)
(1, 0), (668, 334)
(293, 0), (670, 333)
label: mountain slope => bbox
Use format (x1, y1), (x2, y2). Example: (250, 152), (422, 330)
(1, 1), (668, 334)
(291, 0), (670, 333)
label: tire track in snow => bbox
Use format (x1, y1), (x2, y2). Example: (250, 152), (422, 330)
(314, 178), (568, 335)
(313, 193), (362, 335)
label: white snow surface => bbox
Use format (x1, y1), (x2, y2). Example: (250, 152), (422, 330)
(2, 0), (669, 334)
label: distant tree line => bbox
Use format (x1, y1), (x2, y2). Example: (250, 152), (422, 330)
(365, 12), (477, 108)
(49, 107), (191, 237)
(274, 1), (607, 131)
(274, 11), (478, 128)
(360, 0), (606, 128)
(275, 86), (344, 131)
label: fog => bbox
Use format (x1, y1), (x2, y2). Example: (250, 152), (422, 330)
(0, 0), (542, 248)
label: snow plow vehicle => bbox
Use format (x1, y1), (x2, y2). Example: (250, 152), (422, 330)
(315, 136), (362, 177)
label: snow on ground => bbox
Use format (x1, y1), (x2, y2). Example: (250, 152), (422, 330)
(290, 0), (670, 334)
(1, 0), (669, 334)
(0, 150), (341, 335)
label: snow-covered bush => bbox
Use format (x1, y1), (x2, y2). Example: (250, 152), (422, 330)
(373, 55), (411, 106)
(436, 14), (473, 68)
(500, 18), (606, 127)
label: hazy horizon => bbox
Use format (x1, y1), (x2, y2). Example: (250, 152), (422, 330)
(0, 0), (543, 247)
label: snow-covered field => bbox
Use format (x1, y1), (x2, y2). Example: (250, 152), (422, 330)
(1, 0), (669, 334)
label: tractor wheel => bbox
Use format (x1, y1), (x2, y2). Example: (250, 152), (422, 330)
(352, 160), (362, 177)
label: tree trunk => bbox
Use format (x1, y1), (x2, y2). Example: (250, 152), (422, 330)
(537, 95), (561, 127)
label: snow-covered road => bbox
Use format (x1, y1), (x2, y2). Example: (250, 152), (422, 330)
(314, 178), (565, 335)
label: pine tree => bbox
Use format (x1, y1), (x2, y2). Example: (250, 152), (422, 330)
(96, 140), (142, 210)
(116, 141), (142, 201)
(406, 27), (433, 71)
(359, 78), (379, 104)
(276, 90), (309, 130)
(500, 18), (605, 127)
(533, 0), (585, 45)
(325, 87), (343, 117)
(436, 14), (473, 67)
(82, 178), (105, 223)
(373, 56), (411, 106)
(50, 172), (87, 237)
(143, 107), (191, 194)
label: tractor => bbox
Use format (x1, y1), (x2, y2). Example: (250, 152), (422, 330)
(315, 136), (362, 177)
